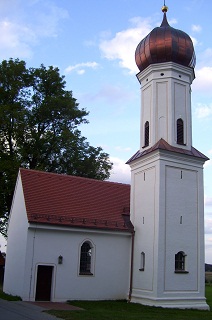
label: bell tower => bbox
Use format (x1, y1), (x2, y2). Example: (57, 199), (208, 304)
(128, 5), (209, 310)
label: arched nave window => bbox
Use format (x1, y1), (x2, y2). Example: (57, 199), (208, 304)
(79, 241), (94, 275)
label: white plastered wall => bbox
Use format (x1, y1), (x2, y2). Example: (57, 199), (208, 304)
(129, 151), (208, 309)
(138, 62), (194, 151)
(22, 225), (132, 302)
(3, 171), (29, 297)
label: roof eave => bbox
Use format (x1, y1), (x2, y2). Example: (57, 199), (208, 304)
(126, 139), (209, 164)
(28, 220), (134, 234)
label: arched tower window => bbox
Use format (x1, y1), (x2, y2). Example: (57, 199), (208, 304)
(79, 241), (93, 275)
(177, 118), (184, 145)
(144, 121), (149, 147)
(175, 251), (186, 272)
(139, 252), (145, 271)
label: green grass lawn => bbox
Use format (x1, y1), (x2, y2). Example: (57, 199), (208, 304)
(47, 286), (212, 320)
(0, 284), (22, 301)
(1, 284), (211, 319)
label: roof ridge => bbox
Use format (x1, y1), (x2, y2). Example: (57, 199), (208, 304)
(20, 168), (130, 187)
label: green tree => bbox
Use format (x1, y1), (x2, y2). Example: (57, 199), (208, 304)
(0, 59), (112, 237)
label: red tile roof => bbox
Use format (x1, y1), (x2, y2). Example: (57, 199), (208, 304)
(126, 139), (209, 164)
(20, 169), (133, 233)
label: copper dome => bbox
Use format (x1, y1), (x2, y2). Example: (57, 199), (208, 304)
(135, 12), (196, 72)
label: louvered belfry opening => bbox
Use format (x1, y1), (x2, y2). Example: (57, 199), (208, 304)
(177, 118), (184, 145)
(144, 121), (149, 147)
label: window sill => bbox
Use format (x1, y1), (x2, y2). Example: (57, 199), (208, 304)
(177, 143), (186, 146)
(174, 270), (189, 274)
(79, 272), (93, 276)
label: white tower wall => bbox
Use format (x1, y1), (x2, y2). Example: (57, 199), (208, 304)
(129, 61), (209, 309)
(138, 62), (194, 150)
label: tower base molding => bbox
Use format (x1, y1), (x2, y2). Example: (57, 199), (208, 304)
(130, 294), (210, 310)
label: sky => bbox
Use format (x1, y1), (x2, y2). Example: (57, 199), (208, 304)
(0, 0), (212, 263)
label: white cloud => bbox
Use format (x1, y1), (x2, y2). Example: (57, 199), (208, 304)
(115, 146), (132, 152)
(204, 159), (212, 168)
(205, 218), (212, 235)
(192, 24), (202, 33)
(191, 36), (198, 47)
(77, 69), (85, 75)
(0, 19), (35, 58)
(65, 62), (99, 74)
(197, 48), (212, 68)
(168, 18), (178, 26)
(194, 103), (212, 119)
(34, 4), (69, 38)
(0, 3), (68, 60)
(193, 67), (212, 92)
(204, 150), (212, 169)
(80, 84), (134, 106)
(109, 157), (131, 184)
(205, 197), (212, 206)
(94, 84), (134, 103)
(99, 17), (152, 74)
(98, 17), (200, 74)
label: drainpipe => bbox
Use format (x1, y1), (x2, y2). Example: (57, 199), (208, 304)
(128, 230), (135, 302)
(29, 224), (37, 300)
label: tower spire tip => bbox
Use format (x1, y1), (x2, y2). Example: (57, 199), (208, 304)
(161, 5), (168, 13)
(162, 1), (168, 13)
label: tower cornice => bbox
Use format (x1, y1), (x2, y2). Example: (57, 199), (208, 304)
(126, 139), (209, 165)
(136, 62), (195, 85)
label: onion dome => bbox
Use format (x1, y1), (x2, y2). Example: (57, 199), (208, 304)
(135, 6), (196, 72)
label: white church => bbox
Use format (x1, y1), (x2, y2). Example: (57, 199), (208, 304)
(3, 5), (210, 310)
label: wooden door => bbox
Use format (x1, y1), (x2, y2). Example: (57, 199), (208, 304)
(35, 265), (53, 301)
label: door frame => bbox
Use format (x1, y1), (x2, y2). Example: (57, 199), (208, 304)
(34, 264), (55, 301)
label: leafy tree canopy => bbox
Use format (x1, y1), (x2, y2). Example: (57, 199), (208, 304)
(0, 58), (113, 237)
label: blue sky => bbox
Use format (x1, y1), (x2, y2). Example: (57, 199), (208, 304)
(0, 0), (212, 263)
